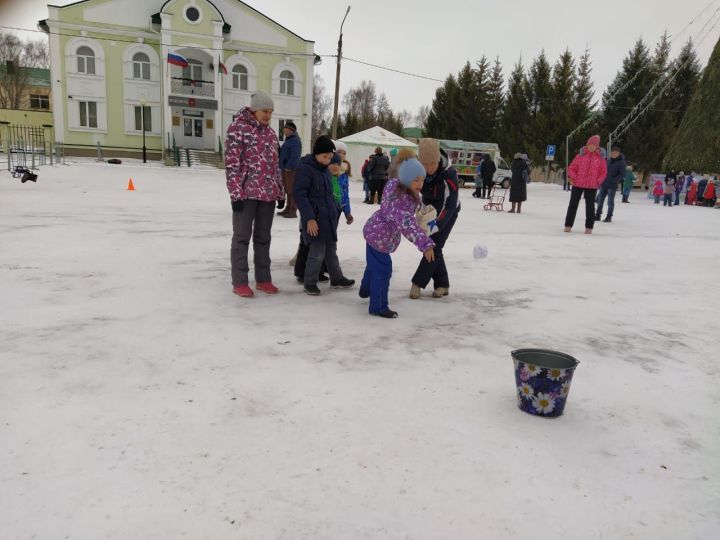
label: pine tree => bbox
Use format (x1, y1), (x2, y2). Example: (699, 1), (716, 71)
(664, 35), (720, 173)
(455, 61), (481, 140)
(666, 39), (702, 128)
(473, 55), (494, 141)
(601, 38), (655, 170)
(550, 49), (576, 164)
(572, 48), (595, 125)
(425, 74), (461, 139)
(498, 59), (530, 157)
(527, 50), (553, 161)
(486, 56), (505, 141)
(635, 32), (676, 171)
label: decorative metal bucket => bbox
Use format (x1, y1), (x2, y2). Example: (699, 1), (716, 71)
(512, 349), (579, 418)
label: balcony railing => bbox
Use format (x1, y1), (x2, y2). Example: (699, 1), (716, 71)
(170, 77), (215, 97)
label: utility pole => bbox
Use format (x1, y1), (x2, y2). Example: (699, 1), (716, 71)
(331, 5), (351, 140)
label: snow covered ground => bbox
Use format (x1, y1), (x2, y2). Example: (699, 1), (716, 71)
(1, 159), (719, 539)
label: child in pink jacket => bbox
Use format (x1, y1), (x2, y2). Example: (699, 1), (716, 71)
(564, 135), (608, 234)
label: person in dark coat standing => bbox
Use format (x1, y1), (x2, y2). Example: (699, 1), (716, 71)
(478, 153), (496, 199)
(278, 121), (302, 218)
(595, 144), (626, 223)
(508, 153), (528, 213)
(293, 136), (355, 296)
(366, 146), (390, 204)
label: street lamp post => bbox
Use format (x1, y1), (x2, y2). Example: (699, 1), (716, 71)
(331, 6), (351, 140)
(140, 97), (147, 163)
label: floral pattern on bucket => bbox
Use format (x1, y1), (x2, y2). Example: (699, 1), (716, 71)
(513, 359), (577, 418)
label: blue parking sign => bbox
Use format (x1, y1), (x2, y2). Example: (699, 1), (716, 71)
(546, 145), (556, 157)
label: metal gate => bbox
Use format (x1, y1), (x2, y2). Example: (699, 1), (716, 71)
(1, 124), (55, 171)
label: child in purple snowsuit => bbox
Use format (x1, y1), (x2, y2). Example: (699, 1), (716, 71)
(360, 159), (435, 318)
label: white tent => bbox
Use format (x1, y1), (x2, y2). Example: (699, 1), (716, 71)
(338, 126), (418, 182)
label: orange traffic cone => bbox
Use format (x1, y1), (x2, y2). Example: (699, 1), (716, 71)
(127, 178), (135, 191)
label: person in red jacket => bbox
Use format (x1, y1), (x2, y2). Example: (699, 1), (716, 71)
(564, 135), (608, 234)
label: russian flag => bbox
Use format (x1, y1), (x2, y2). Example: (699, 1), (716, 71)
(167, 52), (189, 68)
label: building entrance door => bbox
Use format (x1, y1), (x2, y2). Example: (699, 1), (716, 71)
(182, 113), (205, 149)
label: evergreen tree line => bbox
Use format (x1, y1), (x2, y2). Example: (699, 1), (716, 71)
(664, 35), (720, 173)
(424, 35), (702, 173)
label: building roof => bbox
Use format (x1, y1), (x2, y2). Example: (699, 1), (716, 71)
(402, 127), (424, 139)
(47, 0), (313, 43)
(0, 65), (51, 87)
(339, 126), (417, 148)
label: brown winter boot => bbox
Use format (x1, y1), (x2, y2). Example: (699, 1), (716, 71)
(432, 287), (449, 298)
(409, 284), (422, 299)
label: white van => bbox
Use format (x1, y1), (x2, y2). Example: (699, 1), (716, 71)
(438, 139), (511, 189)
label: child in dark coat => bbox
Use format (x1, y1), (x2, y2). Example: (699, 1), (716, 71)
(293, 136), (355, 296)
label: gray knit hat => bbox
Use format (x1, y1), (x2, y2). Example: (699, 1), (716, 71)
(250, 91), (274, 111)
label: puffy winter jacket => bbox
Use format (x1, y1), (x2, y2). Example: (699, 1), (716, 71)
(225, 107), (284, 202)
(366, 153), (390, 181)
(421, 151), (460, 231)
(293, 154), (340, 244)
(601, 155), (626, 189)
(567, 147), (607, 189)
(363, 178), (435, 254)
(279, 131), (302, 170)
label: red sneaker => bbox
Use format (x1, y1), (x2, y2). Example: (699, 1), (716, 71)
(233, 284), (254, 297)
(255, 282), (279, 294)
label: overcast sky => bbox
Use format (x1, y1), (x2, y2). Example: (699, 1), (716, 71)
(2, 0), (719, 122)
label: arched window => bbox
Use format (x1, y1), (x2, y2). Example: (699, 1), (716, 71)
(77, 46), (95, 75)
(232, 64), (248, 90)
(132, 52), (150, 80)
(279, 69), (294, 96)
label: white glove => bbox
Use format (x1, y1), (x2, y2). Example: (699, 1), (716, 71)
(416, 205), (438, 235)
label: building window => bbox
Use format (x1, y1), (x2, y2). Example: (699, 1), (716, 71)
(279, 70), (294, 96)
(185, 6), (200, 22)
(134, 106), (152, 131)
(132, 52), (150, 80)
(30, 94), (50, 109)
(232, 64), (248, 90)
(77, 46), (96, 75)
(182, 59), (202, 87)
(79, 101), (98, 128)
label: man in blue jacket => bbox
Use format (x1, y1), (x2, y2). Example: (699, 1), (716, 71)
(410, 138), (460, 299)
(595, 144), (626, 223)
(278, 121), (302, 218)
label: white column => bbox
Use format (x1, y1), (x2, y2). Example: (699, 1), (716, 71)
(303, 44), (315, 155)
(48, 20), (65, 142)
(213, 25), (223, 153)
(161, 15), (173, 150)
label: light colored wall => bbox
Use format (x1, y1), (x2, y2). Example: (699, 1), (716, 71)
(49, 0), (314, 154)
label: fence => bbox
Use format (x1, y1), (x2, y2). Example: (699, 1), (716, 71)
(0, 124), (62, 171)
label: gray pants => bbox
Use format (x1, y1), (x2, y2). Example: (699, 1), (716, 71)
(230, 200), (275, 286)
(304, 241), (343, 287)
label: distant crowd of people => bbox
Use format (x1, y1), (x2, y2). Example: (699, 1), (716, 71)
(223, 91), (716, 314)
(651, 171), (718, 207)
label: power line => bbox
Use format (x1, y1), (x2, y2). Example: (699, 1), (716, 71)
(610, 5), (720, 141)
(337, 56), (444, 83)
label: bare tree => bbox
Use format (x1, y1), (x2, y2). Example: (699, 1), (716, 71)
(312, 74), (332, 145)
(343, 80), (377, 130)
(0, 32), (49, 109)
(415, 105), (430, 127)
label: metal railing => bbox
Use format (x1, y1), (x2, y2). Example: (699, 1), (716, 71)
(170, 77), (214, 97)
